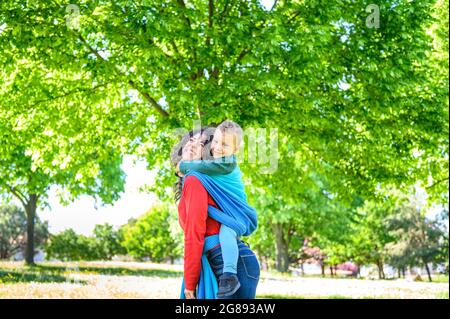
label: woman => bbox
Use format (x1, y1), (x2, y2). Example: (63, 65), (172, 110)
(171, 126), (260, 299)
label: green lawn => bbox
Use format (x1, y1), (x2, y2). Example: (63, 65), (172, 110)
(0, 261), (448, 299)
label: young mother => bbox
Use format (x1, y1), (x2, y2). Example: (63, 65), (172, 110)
(171, 126), (260, 299)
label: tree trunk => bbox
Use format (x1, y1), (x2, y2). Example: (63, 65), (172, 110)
(423, 261), (432, 282)
(320, 263), (325, 277)
(300, 262), (305, 275)
(402, 267), (406, 278)
(273, 223), (289, 272)
(24, 194), (38, 265)
(376, 260), (385, 279)
(329, 266), (334, 277)
(0, 249), (8, 259)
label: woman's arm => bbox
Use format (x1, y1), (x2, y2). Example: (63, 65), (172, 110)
(180, 175), (210, 291)
(179, 155), (237, 176)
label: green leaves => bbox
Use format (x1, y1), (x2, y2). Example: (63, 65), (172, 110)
(0, 0), (447, 268)
(121, 204), (182, 261)
(44, 225), (125, 261)
(0, 204), (49, 259)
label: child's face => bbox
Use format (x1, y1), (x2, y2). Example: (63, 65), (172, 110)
(211, 130), (239, 158)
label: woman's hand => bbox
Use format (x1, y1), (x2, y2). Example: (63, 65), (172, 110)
(184, 289), (196, 299)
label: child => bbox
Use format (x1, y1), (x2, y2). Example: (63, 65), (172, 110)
(177, 120), (249, 298)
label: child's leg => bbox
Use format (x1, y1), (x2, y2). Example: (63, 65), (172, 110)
(219, 225), (238, 274)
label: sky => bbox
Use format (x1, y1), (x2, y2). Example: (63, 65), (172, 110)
(37, 156), (158, 236)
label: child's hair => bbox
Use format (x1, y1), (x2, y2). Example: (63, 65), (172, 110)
(217, 120), (243, 149)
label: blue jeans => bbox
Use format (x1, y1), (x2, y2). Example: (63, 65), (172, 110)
(206, 240), (260, 299)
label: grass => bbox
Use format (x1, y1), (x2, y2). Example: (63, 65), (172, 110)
(0, 269), (72, 284)
(436, 291), (449, 299)
(33, 264), (182, 278)
(1, 261), (448, 299)
(430, 275), (449, 283)
(257, 294), (352, 299)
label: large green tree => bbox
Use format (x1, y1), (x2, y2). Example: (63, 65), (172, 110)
(1, 0), (447, 267)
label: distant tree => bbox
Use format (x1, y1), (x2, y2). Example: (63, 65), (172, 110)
(385, 203), (447, 282)
(0, 204), (49, 259)
(347, 200), (396, 279)
(298, 238), (328, 276)
(45, 224), (125, 261)
(121, 205), (182, 263)
(45, 229), (90, 261)
(435, 207), (449, 273)
(93, 223), (127, 260)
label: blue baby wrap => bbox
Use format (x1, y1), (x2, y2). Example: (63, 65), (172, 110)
(186, 167), (258, 237)
(180, 167), (258, 299)
(180, 235), (220, 299)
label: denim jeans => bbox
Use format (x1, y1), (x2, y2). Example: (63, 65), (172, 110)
(206, 240), (260, 299)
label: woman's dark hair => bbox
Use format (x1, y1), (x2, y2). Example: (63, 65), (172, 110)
(171, 126), (215, 202)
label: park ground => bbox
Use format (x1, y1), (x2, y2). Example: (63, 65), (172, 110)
(0, 261), (448, 299)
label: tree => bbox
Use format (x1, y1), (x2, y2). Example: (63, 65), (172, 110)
(45, 229), (89, 261)
(1, 0), (447, 265)
(434, 207), (449, 273)
(386, 202), (448, 282)
(298, 239), (328, 276)
(246, 154), (357, 272)
(45, 224), (125, 261)
(346, 199), (397, 279)
(0, 203), (49, 259)
(0, 126), (126, 265)
(93, 223), (127, 260)
(121, 204), (182, 263)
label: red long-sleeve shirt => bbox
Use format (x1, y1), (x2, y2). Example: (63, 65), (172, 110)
(178, 175), (221, 290)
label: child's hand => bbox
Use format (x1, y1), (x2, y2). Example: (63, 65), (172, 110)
(176, 162), (184, 177)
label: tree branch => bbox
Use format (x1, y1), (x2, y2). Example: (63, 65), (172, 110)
(218, 0), (230, 23)
(176, 0), (192, 27)
(7, 185), (27, 208)
(170, 39), (180, 55)
(206, 0), (214, 46)
(175, 0), (198, 64)
(270, 0), (279, 11)
(128, 80), (169, 117)
(237, 49), (250, 63)
(208, 0), (214, 28)
(288, 10), (302, 24)
(76, 32), (169, 118)
(426, 178), (449, 190)
(30, 83), (108, 108)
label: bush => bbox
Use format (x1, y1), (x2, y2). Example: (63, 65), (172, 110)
(45, 224), (125, 261)
(121, 205), (182, 263)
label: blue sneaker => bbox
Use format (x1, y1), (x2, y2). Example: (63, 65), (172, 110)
(217, 272), (241, 298)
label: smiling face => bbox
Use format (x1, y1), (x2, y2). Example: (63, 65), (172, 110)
(211, 129), (239, 158)
(182, 132), (206, 161)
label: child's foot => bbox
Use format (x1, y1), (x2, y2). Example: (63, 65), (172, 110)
(217, 272), (241, 298)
